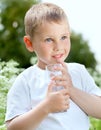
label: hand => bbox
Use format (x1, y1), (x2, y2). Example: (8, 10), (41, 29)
(46, 80), (70, 113)
(51, 62), (73, 93)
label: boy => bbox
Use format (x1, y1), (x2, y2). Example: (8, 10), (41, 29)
(5, 2), (101, 130)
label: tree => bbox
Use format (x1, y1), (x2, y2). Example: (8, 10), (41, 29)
(0, 0), (40, 68)
(66, 31), (97, 70)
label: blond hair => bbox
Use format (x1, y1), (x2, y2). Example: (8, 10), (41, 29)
(24, 2), (69, 38)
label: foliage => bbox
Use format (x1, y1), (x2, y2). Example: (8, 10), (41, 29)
(90, 118), (101, 130)
(0, 0), (39, 68)
(0, 125), (6, 130)
(0, 60), (23, 129)
(88, 68), (101, 88)
(66, 31), (97, 70)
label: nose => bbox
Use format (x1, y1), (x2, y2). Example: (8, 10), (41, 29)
(53, 41), (62, 51)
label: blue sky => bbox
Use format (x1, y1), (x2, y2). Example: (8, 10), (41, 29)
(42, 0), (101, 71)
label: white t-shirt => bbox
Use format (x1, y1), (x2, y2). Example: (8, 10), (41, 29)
(5, 63), (101, 130)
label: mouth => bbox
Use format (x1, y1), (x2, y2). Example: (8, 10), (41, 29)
(52, 54), (63, 59)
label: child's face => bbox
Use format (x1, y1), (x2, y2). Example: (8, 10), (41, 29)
(32, 21), (71, 69)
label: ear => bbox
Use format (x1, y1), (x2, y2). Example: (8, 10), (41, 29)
(23, 36), (34, 52)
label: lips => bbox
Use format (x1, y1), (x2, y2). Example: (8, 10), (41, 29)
(52, 54), (63, 59)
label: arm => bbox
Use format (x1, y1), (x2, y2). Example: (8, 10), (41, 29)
(6, 85), (69, 130)
(6, 99), (49, 130)
(70, 86), (101, 119)
(56, 61), (101, 119)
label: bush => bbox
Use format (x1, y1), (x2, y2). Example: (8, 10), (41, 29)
(90, 118), (101, 130)
(0, 125), (6, 130)
(88, 68), (101, 88)
(0, 59), (23, 129)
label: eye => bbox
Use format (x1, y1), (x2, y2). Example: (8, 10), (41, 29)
(45, 38), (53, 43)
(61, 36), (68, 40)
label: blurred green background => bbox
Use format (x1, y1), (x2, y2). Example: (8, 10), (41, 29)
(0, 0), (101, 130)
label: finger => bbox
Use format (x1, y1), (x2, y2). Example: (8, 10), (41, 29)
(64, 102), (70, 110)
(65, 95), (70, 102)
(47, 81), (55, 92)
(54, 62), (67, 77)
(59, 88), (69, 95)
(57, 61), (67, 70)
(52, 63), (63, 72)
(63, 99), (70, 112)
(54, 80), (68, 89)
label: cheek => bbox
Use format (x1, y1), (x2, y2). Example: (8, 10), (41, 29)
(41, 44), (50, 51)
(39, 45), (51, 56)
(64, 39), (71, 50)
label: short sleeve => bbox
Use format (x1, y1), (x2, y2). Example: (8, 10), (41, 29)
(80, 65), (101, 96)
(5, 74), (31, 121)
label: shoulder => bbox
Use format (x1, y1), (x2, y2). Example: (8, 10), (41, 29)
(18, 64), (37, 79)
(8, 65), (37, 90)
(65, 62), (90, 82)
(7, 65), (37, 98)
(65, 62), (86, 72)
